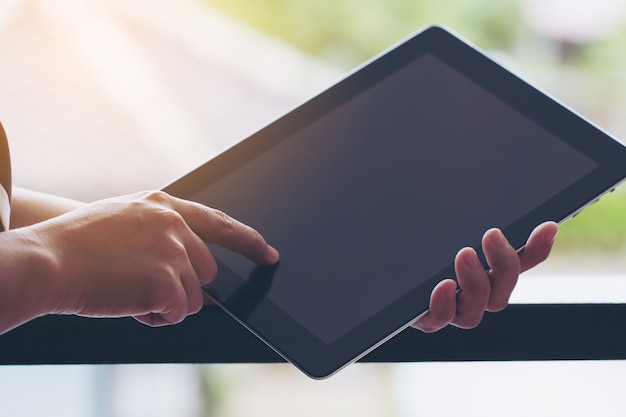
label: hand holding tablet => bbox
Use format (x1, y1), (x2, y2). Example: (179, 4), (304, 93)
(414, 222), (558, 333)
(164, 26), (626, 378)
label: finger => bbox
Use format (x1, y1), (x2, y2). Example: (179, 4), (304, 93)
(134, 313), (172, 327)
(174, 246), (208, 316)
(170, 197), (279, 266)
(135, 271), (188, 326)
(181, 228), (219, 286)
(411, 279), (457, 333)
(519, 221), (558, 273)
(169, 236), (210, 316)
(178, 266), (205, 316)
(451, 247), (490, 329)
(482, 228), (520, 312)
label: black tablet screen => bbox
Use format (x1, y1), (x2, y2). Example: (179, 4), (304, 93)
(192, 53), (597, 344)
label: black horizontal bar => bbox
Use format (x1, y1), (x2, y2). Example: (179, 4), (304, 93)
(1, 304), (624, 365)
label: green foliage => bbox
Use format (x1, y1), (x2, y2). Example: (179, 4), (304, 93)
(555, 188), (626, 253)
(205, 0), (521, 66)
(580, 28), (626, 78)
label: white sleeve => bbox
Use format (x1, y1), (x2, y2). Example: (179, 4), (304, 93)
(0, 182), (9, 231)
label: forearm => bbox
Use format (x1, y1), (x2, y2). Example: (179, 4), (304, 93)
(0, 187), (83, 332)
(0, 190), (280, 333)
(10, 187), (86, 228)
(0, 227), (58, 334)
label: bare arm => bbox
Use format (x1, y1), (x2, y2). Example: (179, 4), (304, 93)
(1, 188), (554, 336)
(0, 190), (279, 334)
(0, 187), (88, 331)
(10, 187), (85, 228)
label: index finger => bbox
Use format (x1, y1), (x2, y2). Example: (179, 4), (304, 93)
(170, 197), (279, 266)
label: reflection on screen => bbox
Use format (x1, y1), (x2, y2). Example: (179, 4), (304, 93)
(193, 54), (597, 344)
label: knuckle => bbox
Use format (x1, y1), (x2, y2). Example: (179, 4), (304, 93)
(142, 190), (170, 204)
(211, 209), (235, 229)
(159, 208), (187, 230)
(248, 228), (265, 246)
(210, 209), (238, 238)
(129, 190), (163, 205)
(165, 240), (188, 262)
(124, 192), (184, 227)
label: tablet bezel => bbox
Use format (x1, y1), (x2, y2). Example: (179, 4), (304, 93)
(163, 25), (626, 379)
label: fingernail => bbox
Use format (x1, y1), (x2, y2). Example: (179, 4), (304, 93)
(267, 245), (280, 264)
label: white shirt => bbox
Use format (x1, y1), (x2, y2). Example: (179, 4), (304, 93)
(0, 122), (10, 231)
(0, 182), (9, 231)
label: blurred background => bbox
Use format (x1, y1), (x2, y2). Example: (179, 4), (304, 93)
(1, 0), (626, 415)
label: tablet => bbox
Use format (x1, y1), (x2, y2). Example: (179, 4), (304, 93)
(163, 26), (626, 379)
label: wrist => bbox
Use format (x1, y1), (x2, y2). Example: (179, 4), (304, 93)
(0, 227), (62, 333)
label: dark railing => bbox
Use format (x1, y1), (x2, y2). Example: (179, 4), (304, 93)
(1, 304), (625, 365)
